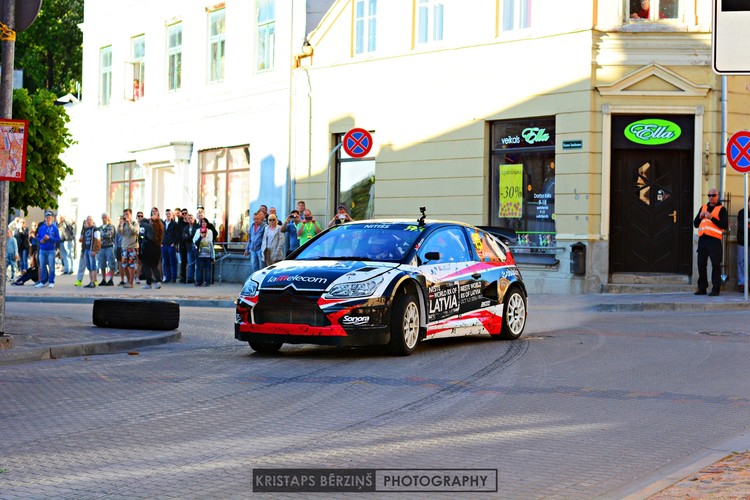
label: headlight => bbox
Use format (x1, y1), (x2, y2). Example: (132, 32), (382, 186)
(327, 276), (383, 298)
(240, 278), (259, 296)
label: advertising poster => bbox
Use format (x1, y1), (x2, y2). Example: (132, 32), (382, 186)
(498, 164), (523, 218)
(0, 119), (28, 182)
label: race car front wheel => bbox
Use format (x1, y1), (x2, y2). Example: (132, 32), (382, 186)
(495, 288), (527, 340)
(387, 293), (420, 356)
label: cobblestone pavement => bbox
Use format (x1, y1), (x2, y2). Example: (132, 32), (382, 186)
(3, 272), (750, 498)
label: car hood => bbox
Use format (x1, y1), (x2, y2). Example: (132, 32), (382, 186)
(253, 259), (399, 292)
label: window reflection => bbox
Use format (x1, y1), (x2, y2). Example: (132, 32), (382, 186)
(199, 146), (250, 243)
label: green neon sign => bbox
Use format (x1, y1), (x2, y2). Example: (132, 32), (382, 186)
(624, 118), (681, 145)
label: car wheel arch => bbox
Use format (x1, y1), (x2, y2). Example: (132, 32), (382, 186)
(390, 276), (428, 338)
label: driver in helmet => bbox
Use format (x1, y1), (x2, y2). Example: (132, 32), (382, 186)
(365, 234), (393, 260)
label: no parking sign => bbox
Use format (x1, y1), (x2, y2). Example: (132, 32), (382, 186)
(727, 130), (750, 173)
(342, 128), (373, 158)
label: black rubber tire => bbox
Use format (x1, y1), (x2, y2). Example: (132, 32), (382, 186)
(494, 287), (527, 340)
(387, 293), (420, 356)
(249, 341), (283, 354)
(93, 299), (180, 331)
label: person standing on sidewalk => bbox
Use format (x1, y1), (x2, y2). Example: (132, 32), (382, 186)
(36, 211), (61, 289)
(57, 215), (76, 274)
(161, 208), (179, 283)
(281, 210), (301, 256)
(141, 207), (164, 289)
(243, 211), (266, 273)
(737, 197), (750, 292)
(694, 188), (728, 296)
(193, 219), (215, 286)
(177, 208), (188, 283)
(182, 213), (199, 284)
(6, 228), (19, 281)
(118, 208), (139, 289)
(13, 220), (29, 272)
(98, 213), (117, 286)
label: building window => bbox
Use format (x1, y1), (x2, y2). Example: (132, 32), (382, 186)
(167, 22), (182, 91)
(99, 46), (112, 106)
(501, 0), (531, 31)
(108, 162), (145, 218)
(199, 146), (251, 243)
(335, 133), (376, 221)
(126, 35), (145, 101)
(355, 0), (377, 54)
(416, 0), (443, 44)
(208, 8), (225, 83)
(257, 0), (275, 71)
(489, 117), (556, 254)
(628, 0), (679, 20)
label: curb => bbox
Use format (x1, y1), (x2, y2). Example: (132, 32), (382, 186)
(5, 295), (235, 308)
(591, 302), (750, 312)
(0, 330), (182, 365)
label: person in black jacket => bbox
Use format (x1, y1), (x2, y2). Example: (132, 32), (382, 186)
(14, 220), (29, 272)
(177, 208), (188, 282)
(182, 213), (199, 284)
(694, 189), (729, 296)
(161, 208), (180, 283)
(737, 197), (750, 292)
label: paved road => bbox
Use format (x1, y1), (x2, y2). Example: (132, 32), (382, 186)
(3, 302), (750, 498)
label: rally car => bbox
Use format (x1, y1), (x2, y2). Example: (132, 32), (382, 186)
(235, 210), (527, 356)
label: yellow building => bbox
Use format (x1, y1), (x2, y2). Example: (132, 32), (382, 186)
(290, 0), (750, 293)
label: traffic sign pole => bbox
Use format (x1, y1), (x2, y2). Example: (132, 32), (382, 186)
(744, 173), (748, 301)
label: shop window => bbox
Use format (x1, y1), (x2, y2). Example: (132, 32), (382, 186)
(108, 161), (145, 217)
(628, 0), (680, 21)
(125, 35), (145, 101)
(355, 0), (377, 54)
(489, 117), (556, 254)
(257, 0), (275, 71)
(99, 46), (112, 107)
(199, 146), (250, 243)
(167, 23), (182, 91)
(416, 0), (443, 45)
(208, 8), (225, 83)
(335, 132), (376, 222)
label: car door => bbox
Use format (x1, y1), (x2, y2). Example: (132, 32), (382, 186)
(417, 227), (480, 338)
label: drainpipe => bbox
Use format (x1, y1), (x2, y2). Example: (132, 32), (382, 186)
(721, 75), (727, 198)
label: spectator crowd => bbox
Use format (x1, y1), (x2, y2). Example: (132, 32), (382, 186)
(5, 200), (353, 289)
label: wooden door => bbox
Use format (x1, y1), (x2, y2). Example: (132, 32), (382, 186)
(610, 150), (693, 274)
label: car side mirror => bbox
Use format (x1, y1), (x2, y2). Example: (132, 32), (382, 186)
(424, 251), (441, 262)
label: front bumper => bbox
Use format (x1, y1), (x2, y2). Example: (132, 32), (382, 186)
(234, 323), (390, 347)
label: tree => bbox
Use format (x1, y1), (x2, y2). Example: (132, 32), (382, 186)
(8, 88), (74, 213)
(14, 0), (84, 96)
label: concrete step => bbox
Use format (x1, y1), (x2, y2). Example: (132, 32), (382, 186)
(609, 273), (690, 285)
(602, 283), (696, 294)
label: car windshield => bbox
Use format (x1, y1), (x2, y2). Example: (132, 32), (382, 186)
(295, 222), (423, 262)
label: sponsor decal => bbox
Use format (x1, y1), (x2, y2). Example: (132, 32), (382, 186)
(624, 118), (681, 145)
(267, 274), (328, 284)
(341, 315), (371, 326)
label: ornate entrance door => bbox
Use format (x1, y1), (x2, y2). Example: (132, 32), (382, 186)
(610, 150), (693, 274)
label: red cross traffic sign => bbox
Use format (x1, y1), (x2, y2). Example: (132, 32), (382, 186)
(727, 130), (750, 173)
(342, 128), (373, 158)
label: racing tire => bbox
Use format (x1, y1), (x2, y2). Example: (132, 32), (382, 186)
(494, 287), (526, 340)
(93, 299), (180, 331)
(387, 293), (420, 356)
(249, 341), (283, 354)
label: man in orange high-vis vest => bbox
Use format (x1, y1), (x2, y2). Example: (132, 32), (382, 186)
(693, 188), (728, 296)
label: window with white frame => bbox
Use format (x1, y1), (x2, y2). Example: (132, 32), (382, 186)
(416, 0), (443, 45)
(199, 146), (251, 243)
(628, 0), (679, 21)
(501, 0), (530, 31)
(167, 23), (182, 91)
(208, 8), (225, 83)
(125, 35), (145, 101)
(355, 0), (377, 54)
(257, 0), (275, 71)
(99, 46), (112, 106)
(108, 162), (145, 218)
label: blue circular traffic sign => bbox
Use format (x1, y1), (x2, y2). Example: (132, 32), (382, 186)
(342, 128), (373, 158)
(727, 130), (750, 173)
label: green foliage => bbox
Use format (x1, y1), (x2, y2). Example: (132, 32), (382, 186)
(8, 88), (74, 214)
(15, 0), (84, 96)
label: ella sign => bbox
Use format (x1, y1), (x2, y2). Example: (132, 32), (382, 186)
(624, 119), (681, 145)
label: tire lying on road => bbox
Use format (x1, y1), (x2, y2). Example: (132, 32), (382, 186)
(93, 299), (180, 331)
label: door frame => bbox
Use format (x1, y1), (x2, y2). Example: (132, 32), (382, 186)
(600, 105), (703, 278)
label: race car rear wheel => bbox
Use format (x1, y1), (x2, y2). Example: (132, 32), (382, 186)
(387, 293), (420, 356)
(249, 341), (283, 354)
(495, 287), (527, 340)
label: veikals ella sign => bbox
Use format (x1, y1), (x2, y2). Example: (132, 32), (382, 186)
(624, 118), (681, 145)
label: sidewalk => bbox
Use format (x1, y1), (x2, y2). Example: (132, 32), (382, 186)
(2, 271), (750, 498)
